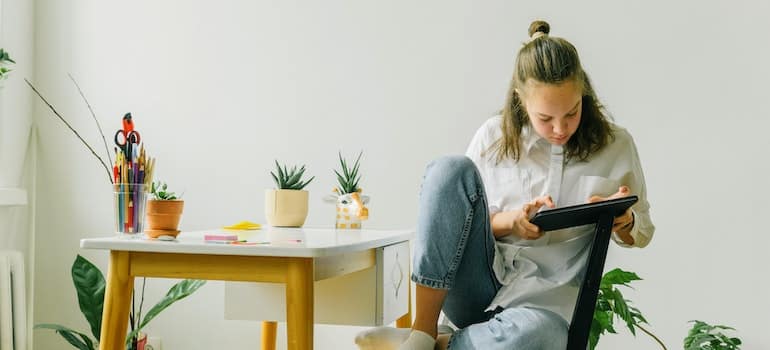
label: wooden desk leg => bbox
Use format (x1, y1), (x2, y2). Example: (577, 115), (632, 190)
(261, 321), (277, 350)
(396, 275), (412, 328)
(286, 258), (313, 350)
(100, 251), (133, 350)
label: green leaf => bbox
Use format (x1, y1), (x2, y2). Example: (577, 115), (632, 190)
(273, 161), (312, 189)
(685, 320), (741, 350)
(296, 176), (315, 190)
(334, 170), (350, 193)
(270, 171), (281, 188)
(285, 168), (303, 187)
(71, 255), (105, 341)
(600, 268), (641, 289)
(35, 324), (96, 350)
(339, 152), (350, 179)
(275, 160), (285, 184)
(126, 279), (206, 342)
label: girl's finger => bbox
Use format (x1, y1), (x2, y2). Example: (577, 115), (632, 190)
(533, 195), (555, 209)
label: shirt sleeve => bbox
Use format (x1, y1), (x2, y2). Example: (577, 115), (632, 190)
(465, 118), (501, 215)
(612, 132), (655, 248)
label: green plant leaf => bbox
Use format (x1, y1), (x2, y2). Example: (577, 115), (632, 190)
(600, 268), (641, 289)
(35, 324), (96, 350)
(334, 170), (349, 193)
(270, 171), (281, 188)
(126, 279), (206, 342)
(273, 161), (313, 190)
(71, 255), (105, 341)
(296, 176), (315, 190)
(339, 152), (350, 179)
(285, 168), (303, 187)
(685, 320), (741, 350)
(590, 268), (667, 350)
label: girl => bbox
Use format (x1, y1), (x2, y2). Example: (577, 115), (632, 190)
(357, 20), (654, 350)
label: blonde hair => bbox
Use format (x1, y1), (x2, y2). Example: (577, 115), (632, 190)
(491, 20), (614, 163)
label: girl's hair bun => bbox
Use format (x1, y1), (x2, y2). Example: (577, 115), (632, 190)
(528, 20), (550, 38)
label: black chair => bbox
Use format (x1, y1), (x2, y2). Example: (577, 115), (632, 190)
(566, 213), (614, 350)
(532, 196), (638, 350)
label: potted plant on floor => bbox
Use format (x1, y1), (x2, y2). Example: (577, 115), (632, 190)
(265, 160), (315, 227)
(685, 321), (742, 350)
(591, 268), (742, 350)
(35, 255), (205, 350)
(323, 151), (370, 229)
(145, 181), (184, 238)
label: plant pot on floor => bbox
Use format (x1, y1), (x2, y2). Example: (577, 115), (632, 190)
(130, 333), (147, 350)
(265, 189), (308, 227)
(145, 199), (184, 238)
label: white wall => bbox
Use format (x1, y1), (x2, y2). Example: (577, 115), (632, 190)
(1, 0), (36, 347)
(31, 0), (770, 349)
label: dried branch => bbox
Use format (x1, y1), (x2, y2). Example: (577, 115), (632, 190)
(68, 73), (113, 167)
(25, 78), (114, 184)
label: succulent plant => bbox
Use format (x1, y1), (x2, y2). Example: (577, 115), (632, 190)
(271, 160), (314, 190)
(150, 181), (179, 200)
(334, 151), (362, 195)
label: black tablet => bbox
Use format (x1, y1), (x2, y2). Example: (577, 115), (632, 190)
(530, 196), (638, 231)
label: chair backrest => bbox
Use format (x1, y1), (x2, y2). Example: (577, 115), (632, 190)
(566, 214), (615, 350)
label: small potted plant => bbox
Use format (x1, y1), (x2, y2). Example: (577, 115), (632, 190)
(323, 151), (370, 229)
(265, 160), (315, 227)
(145, 181), (184, 238)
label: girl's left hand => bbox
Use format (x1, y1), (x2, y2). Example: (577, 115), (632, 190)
(587, 186), (634, 235)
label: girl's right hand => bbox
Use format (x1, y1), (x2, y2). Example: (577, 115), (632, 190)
(494, 195), (554, 240)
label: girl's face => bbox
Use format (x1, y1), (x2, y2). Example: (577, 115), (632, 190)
(521, 80), (582, 146)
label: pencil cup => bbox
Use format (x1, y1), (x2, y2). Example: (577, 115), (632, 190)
(113, 183), (148, 236)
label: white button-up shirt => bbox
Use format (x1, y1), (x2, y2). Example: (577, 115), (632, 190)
(465, 115), (655, 323)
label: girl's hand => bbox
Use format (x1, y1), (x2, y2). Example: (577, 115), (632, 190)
(512, 195), (555, 240)
(587, 186), (634, 235)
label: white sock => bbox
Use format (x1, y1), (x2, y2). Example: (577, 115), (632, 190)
(355, 327), (411, 350)
(398, 330), (436, 350)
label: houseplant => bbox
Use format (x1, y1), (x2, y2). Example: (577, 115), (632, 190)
(590, 268), (665, 349)
(591, 268), (742, 350)
(145, 181), (184, 238)
(684, 320), (742, 350)
(35, 255), (205, 350)
(265, 160), (315, 227)
(0, 48), (14, 80)
(323, 151), (370, 229)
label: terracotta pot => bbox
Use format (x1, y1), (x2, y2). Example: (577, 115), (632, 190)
(130, 333), (147, 350)
(145, 200), (184, 238)
(265, 189), (308, 227)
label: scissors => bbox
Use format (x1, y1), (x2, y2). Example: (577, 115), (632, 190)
(114, 112), (141, 159)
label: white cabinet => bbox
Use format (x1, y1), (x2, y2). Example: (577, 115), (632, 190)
(225, 241), (410, 326)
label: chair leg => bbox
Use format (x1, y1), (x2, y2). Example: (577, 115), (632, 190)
(261, 321), (277, 350)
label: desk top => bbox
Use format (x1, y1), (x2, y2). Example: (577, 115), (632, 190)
(80, 227), (414, 258)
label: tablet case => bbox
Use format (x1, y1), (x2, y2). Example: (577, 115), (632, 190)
(530, 196), (638, 231)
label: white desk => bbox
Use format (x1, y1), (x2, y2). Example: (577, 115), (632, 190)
(81, 227), (414, 350)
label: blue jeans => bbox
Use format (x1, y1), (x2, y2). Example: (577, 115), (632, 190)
(412, 156), (568, 349)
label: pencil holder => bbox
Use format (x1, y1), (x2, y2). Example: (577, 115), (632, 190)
(113, 183), (148, 236)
